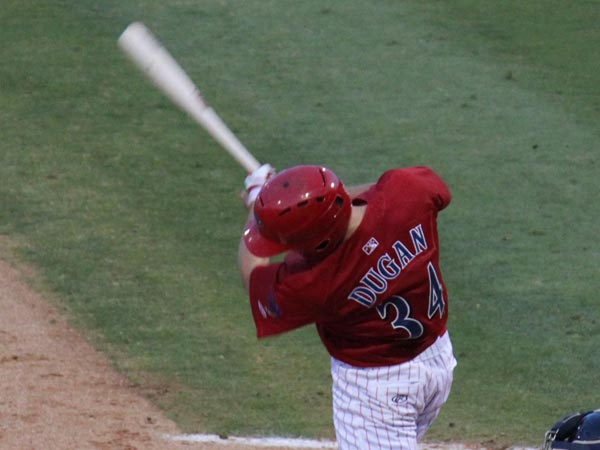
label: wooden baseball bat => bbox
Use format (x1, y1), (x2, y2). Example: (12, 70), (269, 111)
(118, 22), (261, 173)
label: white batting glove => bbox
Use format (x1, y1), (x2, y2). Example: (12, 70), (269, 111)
(244, 163), (275, 208)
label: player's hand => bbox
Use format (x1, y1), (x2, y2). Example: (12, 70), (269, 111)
(243, 163), (275, 209)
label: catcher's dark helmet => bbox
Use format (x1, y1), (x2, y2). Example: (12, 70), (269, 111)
(544, 410), (600, 450)
(244, 165), (351, 260)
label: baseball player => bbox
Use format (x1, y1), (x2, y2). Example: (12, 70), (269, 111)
(238, 164), (457, 450)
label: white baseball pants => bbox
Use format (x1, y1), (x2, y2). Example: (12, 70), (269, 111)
(331, 332), (456, 450)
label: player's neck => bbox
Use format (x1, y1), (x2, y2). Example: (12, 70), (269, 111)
(344, 204), (367, 241)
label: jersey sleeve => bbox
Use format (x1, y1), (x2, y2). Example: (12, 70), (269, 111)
(248, 262), (323, 338)
(377, 167), (451, 211)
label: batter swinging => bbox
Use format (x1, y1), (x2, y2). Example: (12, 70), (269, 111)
(238, 165), (457, 450)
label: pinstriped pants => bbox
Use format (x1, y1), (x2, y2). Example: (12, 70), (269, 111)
(331, 332), (456, 450)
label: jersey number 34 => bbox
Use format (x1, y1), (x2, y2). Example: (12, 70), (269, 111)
(375, 262), (445, 339)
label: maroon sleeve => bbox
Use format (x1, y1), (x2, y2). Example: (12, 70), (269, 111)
(415, 166), (452, 210)
(376, 167), (451, 211)
(248, 263), (321, 338)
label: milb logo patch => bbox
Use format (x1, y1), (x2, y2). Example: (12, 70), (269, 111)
(362, 237), (379, 255)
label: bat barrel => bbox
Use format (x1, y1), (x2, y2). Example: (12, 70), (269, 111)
(118, 22), (261, 173)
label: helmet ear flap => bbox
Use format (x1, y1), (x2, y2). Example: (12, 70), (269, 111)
(556, 413), (588, 440)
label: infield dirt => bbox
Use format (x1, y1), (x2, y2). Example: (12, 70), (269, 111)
(0, 256), (335, 450)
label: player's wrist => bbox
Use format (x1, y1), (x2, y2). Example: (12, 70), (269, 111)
(243, 163), (275, 209)
(245, 185), (261, 206)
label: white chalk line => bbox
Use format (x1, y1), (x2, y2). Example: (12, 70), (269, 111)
(165, 433), (337, 448)
(165, 433), (538, 450)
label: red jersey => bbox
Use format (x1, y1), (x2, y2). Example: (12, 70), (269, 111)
(248, 167), (451, 367)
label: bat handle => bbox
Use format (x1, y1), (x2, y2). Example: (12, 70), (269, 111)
(195, 107), (261, 173)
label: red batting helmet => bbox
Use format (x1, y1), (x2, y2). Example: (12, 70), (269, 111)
(244, 165), (352, 260)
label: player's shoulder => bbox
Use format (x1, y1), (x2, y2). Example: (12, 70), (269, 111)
(374, 166), (450, 210)
(374, 167), (421, 190)
(378, 166), (439, 182)
(377, 166), (446, 192)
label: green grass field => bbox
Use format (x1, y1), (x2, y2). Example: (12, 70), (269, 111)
(1, 0), (598, 446)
